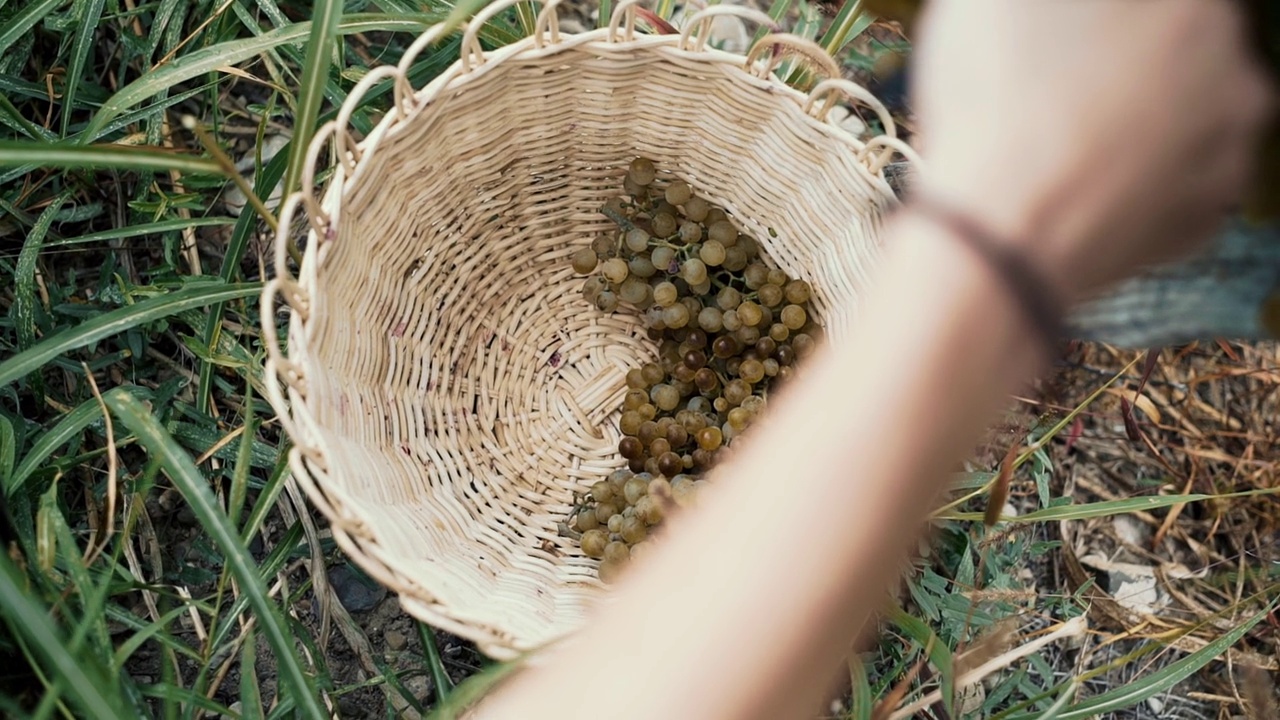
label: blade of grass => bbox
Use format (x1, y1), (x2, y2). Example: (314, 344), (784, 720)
(80, 14), (439, 141)
(1010, 599), (1277, 719)
(943, 486), (1280, 524)
(7, 387), (153, 497)
(0, 282), (261, 390)
(14, 191), (71, 355)
(416, 622), (454, 701)
(104, 392), (326, 717)
(280, 0), (342, 200)
(0, 552), (131, 720)
(818, 0), (873, 56)
(196, 149), (287, 414)
(61, 0), (108, 136)
(240, 631), (265, 719)
(0, 0), (67, 58)
(0, 141), (225, 175)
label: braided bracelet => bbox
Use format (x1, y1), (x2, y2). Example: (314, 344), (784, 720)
(907, 196), (1066, 357)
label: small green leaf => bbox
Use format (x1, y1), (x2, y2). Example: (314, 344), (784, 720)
(0, 141), (225, 175)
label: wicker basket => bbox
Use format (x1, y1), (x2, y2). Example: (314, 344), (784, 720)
(261, 0), (918, 660)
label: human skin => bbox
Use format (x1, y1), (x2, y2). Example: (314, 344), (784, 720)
(469, 1), (1275, 719)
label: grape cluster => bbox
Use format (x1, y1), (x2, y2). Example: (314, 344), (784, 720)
(568, 157), (822, 582)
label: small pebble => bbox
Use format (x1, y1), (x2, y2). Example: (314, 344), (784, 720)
(385, 629), (408, 651)
(329, 563), (387, 613)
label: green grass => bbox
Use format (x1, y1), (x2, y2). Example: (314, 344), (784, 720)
(0, 0), (1272, 717)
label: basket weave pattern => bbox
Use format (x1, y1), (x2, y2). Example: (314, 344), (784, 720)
(263, 0), (912, 659)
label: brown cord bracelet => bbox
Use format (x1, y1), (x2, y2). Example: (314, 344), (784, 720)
(907, 196), (1066, 357)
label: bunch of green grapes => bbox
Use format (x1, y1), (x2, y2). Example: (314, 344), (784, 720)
(568, 156), (822, 582)
(568, 469), (705, 583)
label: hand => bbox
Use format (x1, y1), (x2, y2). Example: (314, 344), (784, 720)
(910, 0), (1275, 301)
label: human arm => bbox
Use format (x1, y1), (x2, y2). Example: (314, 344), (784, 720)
(471, 2), (1273, 718)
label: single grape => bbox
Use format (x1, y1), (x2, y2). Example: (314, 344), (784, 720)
(706, 221), (734, 245)
(721, 421), (738, 444)
(785, 279), (811, 304)
(793, 333), (816, 358)
(686, 329), (708, 348)
(679, 350), (704, 371)
(638, 402), (658, 420)
(572, 247), (598, 275)
(618, 436), (644, 460)
(758, 305), (774, 328)
(700, 240), (727, 267)
(681, 258), (708, 285)
(653, 281), (678, 307)
(758, 283), (784, 308)
(582, 276), (608, 302)
(723, 246), (749, 271)
(683, 196), (710, 222)
(704, 208), (727, 225)
(693, 368), (719, 393)
(591, 480), (616, 504)
(649, 437), (672, 459)
(776, 344), (796, 366)
(716, 286), (741, 311)
(696, 426), (723, 451)
(581, 529), (608, 558)
(594, 501), (619, 524)
(651, 246), (676, 272)
(644, 306), (667, 330)
(662, 303), (690, 329)
(575, 509), (599, 532)
(624, 477), (650, 506)
(763, 358), (780, 376)
(637, 420), (660, 445)
(626, 389), (650, 411)
(671, 378), (696, 398)
(679, 221), (702, 245)
(620, 516), (648, 544)
(641, 363), (665, 385)
(628, 157), (656, 185)
(665, 180), (693, 205)
(666, 423), (689, 448)
(607, 513), (625, 533)
(724, 379), (751, 406)
(619, 410), (644, 435)
(623, 173), (647, 199)
(602, 258), (629, 284)
(739, 358), (765, 384)
(598, 558), (626, 584)
(744, 263), (769, 289)
(626, 369), (647, 389)
(686, 396), (712, 414)
(592, 234), (615, 257)
(738, 235), (759, 258)
(696, 306), (723, 332)
(671, 363), (696, 383)
(767, 268), (788, 286)
(681, 295), (702, 318)
(737, 301), (764, 327)
(691, 278), (712, 295)
(734, 325), (761, 347)
(651, 384), (680, 412)
(658, 452), (684, 477)
(629, 255), (656, 279)
(725, 357), (742, 377)
(727, 407), (751, 430)
(712, 335), (739, 359)
(619, 277), (649, 305)
(626, 228), (650, 253)
(608, 468), (633, 487)
(604, 540), (631, 564)
(755, 337), (778, 357)
(781, 304), (807, 330)
(594, 291), (619, 312)
(770, 323), (790, 342)
(652, 213), (678, 237)
(635, 495), (663, 525)
(721, 309), (743, 333)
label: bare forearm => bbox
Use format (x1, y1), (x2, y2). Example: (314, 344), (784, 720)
(474, 214), (1051, 720)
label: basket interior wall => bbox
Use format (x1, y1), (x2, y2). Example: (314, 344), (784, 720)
(297, 41), (892, 650)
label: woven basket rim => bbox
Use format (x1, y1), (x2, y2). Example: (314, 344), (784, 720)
(260, 0), (919, 659)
